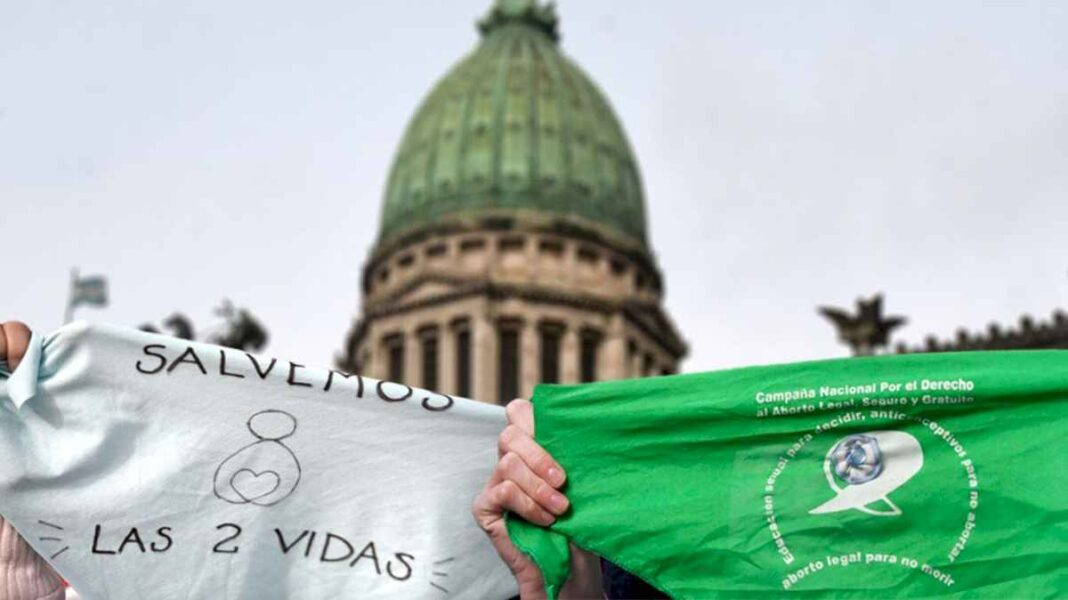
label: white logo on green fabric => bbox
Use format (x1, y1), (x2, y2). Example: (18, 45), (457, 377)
(810, 431), (924, 517)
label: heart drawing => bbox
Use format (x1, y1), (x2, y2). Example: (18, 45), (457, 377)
(230, 469), (281, 502)
(213, 410), (302, 507)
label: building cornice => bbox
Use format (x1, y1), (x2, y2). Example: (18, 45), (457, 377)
(346, 273), (687, 361)
(363, 214), (663, 295)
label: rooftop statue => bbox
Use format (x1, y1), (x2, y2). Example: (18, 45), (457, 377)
(819, 294), (906, 356)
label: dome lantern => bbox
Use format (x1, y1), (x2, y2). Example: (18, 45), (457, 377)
(477, 0), (560, 42)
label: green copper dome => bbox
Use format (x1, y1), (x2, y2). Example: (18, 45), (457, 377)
(377, 0), (649, 252)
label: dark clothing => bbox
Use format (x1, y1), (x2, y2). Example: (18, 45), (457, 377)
(507, 560), (667, 600)
(601, 560), (669, 599)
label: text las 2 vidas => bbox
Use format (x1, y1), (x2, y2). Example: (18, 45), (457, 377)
(89, 522), (417, 582)
(133, 342), (455, 412)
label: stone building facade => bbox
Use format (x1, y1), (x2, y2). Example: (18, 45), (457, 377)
(339, 0), (686, 404)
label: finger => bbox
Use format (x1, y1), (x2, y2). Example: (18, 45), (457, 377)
(498, 451), (569, 515)
(498, 424), (566, 488)
(505, 398), (535, 435)
(492, 480), (555, 527)
(1, 322), (31, 370)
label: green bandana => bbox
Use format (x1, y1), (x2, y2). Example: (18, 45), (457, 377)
(507, 350), (1068, 598)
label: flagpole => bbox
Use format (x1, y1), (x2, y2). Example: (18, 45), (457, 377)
(64, 268), (77, 325)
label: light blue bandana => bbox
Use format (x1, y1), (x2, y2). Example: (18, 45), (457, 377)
(0, 322), (516, 600)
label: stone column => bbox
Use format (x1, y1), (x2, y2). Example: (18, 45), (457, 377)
(440, 321), (457, 395)
(472, 310), (497, 405)
(405, 328), (420, 389)
(601, 335), (625, 381)
(561, 322), (580, 384)
(361, 323), (381, 379)
(601, 314), (627, 381)
(626, 337), (642, 379)
(520, 318), (538, 399)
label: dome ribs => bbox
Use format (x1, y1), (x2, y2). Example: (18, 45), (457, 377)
(376, 4), (650, 255)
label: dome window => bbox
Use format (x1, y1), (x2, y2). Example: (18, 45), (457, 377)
(460, 238), (486, 253)
(538, 238), (564, 257)
(499, 236), (526, 253)
(577, 246), (599, 264)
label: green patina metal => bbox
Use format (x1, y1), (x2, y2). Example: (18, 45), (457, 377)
(377, 0), (649, 251)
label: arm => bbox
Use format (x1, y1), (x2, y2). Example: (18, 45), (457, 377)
(0, 322), (66, 600)
(472, 399), (602, 600)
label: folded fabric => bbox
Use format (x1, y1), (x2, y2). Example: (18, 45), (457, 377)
(0, 322), (517, 600)
(508, 350), (1068, 599)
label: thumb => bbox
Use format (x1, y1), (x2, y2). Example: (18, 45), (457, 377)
(1, 321), (32, 370)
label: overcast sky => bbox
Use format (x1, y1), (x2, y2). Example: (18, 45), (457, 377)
(2, 0), (1065, 374)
